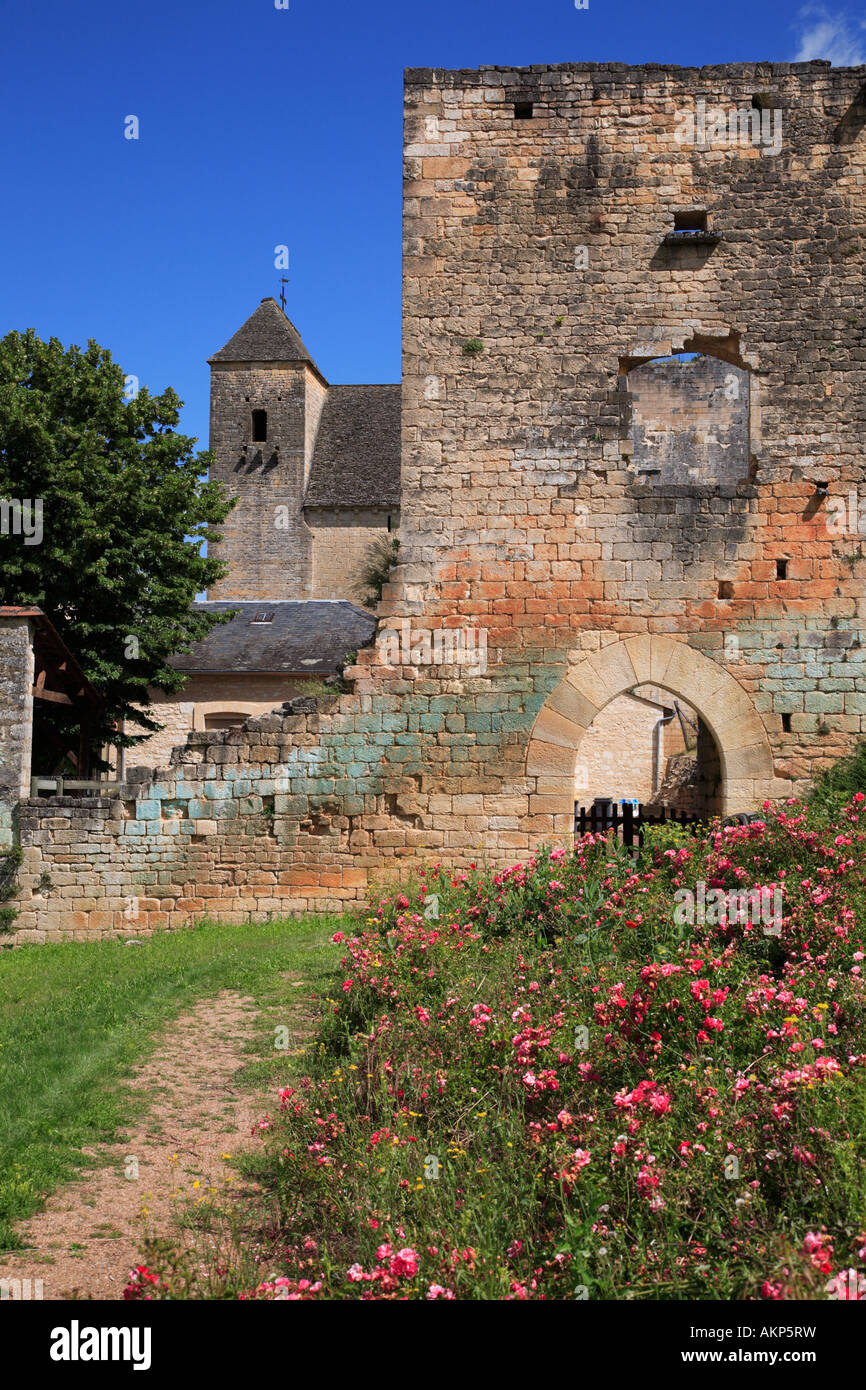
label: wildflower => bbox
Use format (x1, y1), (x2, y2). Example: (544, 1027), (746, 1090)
(389, 1247), (419, 1278)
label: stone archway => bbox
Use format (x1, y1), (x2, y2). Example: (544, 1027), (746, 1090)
(525, 636), (775, 836)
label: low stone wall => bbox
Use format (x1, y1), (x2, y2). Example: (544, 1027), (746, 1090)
(12, 698), (373, 943)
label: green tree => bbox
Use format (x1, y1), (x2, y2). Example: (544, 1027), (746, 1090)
(0, 328), (235, 759)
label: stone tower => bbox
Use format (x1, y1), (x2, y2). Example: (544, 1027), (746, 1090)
(207, 298), (328, 600)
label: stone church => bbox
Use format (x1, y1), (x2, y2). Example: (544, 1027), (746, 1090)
(132, 297), (399, 769)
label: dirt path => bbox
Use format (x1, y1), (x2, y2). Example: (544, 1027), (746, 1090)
(0, 991), (269, 1301)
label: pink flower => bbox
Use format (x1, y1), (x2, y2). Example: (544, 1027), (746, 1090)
(389, 1247), (419, 1278)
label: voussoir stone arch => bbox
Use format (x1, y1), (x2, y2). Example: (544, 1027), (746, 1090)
(525, 636), (775, 834)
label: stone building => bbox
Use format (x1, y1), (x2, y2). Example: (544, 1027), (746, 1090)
(5, 57), (866, 941)
(206, 297), (400, 602)
(127, 298), (398, 768)
(0, 607), (101, 849)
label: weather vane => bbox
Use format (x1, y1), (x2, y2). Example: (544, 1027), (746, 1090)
(279, 277), (290, 313)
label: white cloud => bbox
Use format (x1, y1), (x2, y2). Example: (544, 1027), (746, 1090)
(793, 7), (866, 66)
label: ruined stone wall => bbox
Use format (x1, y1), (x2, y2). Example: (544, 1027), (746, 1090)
(394, 57), (866, 835)
(124, 673), (310, 773)
(12, 700), (382, 941)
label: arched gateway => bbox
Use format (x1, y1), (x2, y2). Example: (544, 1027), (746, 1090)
(525, 637), (774, 837)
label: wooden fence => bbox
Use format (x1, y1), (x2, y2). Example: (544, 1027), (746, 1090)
(30, 777), (123, 799)
(574, 800), (703, 847)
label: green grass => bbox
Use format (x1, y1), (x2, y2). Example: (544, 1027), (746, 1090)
(808, 738), (866, 814)
(0, 915), (344, 1250)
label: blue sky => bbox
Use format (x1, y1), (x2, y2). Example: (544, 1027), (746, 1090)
(2, 0), (864, 455)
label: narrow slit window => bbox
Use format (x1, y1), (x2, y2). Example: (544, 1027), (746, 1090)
(514, 102), (534, 120)
(776, 559), (788, 580)
(781, 712), (792, 733)
(252, 409), (268, 443)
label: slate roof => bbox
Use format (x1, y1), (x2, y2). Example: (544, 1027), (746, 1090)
(304, 384), (401, 509)
(208, 298), (321, 372)
(171, 601), (377, 674)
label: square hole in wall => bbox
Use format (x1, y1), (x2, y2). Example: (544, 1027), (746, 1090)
(674, 210), (708, 232)
(718, 580), (734, 600)
(514, 102), (534, 120)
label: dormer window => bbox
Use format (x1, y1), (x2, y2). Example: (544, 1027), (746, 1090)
(252, 410), (268, 443)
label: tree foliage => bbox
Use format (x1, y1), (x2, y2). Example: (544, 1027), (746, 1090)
(0, 329), (235, 752)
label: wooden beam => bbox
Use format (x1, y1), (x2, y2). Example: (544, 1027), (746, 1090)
(32, 686), (74, 705)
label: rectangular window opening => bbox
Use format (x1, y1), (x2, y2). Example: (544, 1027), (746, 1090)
(718, 580), (734, 600)
(251, 409), (268, 443)
(781, 712), (792, 733)
(204, 714), (251, 730)
(776, 559), (788, 580)
(514, 102), (534, 120)
(251, 610), (275, 624)
(674, 210), (708, 232)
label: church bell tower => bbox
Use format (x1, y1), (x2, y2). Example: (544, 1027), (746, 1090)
(206, 297), (328, 600)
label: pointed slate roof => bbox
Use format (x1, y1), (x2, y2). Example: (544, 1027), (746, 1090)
(208, 298), (322, 374)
